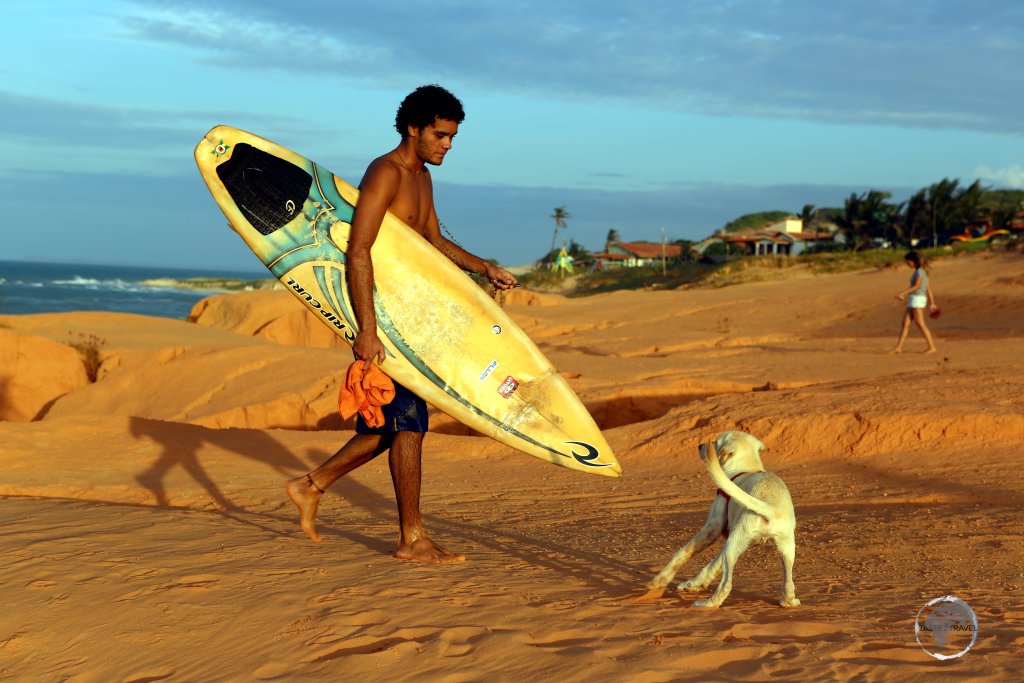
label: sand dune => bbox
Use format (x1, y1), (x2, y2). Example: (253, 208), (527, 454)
(1, 251), (1022, 680)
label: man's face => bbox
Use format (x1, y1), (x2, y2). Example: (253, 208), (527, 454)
(411, 118), (458, 166)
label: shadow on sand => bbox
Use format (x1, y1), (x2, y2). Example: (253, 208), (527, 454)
(129, 416), (308, 510)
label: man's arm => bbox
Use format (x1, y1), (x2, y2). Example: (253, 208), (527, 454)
(348, 159), (398, 367)
(422, 206), (518, 290)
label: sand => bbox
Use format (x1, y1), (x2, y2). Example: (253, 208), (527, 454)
(1, 251), (1022, 681)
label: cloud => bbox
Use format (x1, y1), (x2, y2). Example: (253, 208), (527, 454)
(0, 90), (339, 177)
(975, 164), (1024, 189)
(119, 0), (1024, 135)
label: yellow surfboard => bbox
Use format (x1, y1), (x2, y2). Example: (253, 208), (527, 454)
(194, 126), (619, 476)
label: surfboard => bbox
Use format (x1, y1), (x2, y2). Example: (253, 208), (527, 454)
(194, 126), (620, 477)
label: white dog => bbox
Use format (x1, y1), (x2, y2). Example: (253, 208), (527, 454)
(636, 431), (799, 608)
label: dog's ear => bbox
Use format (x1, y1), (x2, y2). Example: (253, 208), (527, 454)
(714, 432), (738, 458)
(717, 431), (766, 460)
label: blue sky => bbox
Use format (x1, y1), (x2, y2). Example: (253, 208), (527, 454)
(2, 0), (1022, 271)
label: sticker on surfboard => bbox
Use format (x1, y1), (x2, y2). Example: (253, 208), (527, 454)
(498, 375), (519, 398)
(479, 360), (498, 381)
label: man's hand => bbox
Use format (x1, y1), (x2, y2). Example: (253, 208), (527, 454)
(352, 330), (387, 369)
(485, 264), (518, 291)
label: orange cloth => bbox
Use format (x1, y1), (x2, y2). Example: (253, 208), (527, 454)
(338, 362), (395, 428)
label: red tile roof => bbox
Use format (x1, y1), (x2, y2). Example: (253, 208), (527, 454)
(611, 241), (683, 258)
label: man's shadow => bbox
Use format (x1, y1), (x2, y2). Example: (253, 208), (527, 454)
(128, 416), (646, 592)
(129, 416), (307, 511)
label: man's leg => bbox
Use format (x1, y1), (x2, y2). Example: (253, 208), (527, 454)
(389, 431), (465, 563)
(286, 433), (390, 542)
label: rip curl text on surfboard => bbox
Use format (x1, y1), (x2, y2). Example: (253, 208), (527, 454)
(286, 277), (348, 333)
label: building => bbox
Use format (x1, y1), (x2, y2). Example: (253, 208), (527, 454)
(591, 241), (684, 269)
(720, 217), (835, 256)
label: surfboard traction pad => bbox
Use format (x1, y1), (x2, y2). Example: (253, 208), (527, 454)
(216, 143), (313, 235)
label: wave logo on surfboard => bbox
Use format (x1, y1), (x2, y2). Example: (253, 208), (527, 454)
(566, 441), (611, 468)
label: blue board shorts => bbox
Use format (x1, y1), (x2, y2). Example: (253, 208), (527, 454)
(355, 380), (429, 434)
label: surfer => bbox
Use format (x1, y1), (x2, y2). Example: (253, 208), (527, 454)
(287, 85), (518, 563)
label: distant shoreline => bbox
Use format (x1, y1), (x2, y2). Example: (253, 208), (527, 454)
(141, 277), (280, 292)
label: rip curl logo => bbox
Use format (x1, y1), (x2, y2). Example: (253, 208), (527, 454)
(566, 441), (611, 468)
(285, 276), (356, 343)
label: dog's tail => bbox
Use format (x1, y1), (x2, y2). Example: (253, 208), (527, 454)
(700, 443), (776, 520)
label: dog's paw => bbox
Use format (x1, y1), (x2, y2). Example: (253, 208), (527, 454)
(780, 597), (801, 608)
(691, 598), (719, 608)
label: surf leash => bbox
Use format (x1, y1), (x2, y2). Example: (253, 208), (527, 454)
(439, 220), (510, 307)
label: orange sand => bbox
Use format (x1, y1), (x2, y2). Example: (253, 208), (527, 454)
(1, 251), (1022, 681)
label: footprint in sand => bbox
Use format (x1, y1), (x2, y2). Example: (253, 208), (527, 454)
(115, 574), (221, 602)
(252, 661), (292, 680)
(436, 626), (490, 657)
(122, 667), (176, 683)
(310, 634), (430, 662)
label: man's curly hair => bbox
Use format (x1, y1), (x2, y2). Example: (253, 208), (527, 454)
(395, 85), (465, 137)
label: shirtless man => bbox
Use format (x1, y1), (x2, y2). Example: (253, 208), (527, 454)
(286, 85), (518, 563)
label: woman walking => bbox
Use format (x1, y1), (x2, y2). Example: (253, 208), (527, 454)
(892, 251), (938, 354)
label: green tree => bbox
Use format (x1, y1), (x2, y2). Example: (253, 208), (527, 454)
(605, 228), (619, 249)
(548, 206), (572, 261)
(799, 204), (817, 224)
(723, 211), (790, 233)
(924, 178), (985, 244)
(837, 190), (902, 250)
(903, 189), (931, 245)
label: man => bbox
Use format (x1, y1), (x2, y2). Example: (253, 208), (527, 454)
(286, 85), (518, 563)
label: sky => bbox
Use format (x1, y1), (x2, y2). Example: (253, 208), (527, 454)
(1, 0), (1022, 272)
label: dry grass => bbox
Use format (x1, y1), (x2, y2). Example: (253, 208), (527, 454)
(67, 332), (106, 382)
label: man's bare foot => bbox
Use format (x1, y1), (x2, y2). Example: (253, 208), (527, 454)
(285, 475), (323, 542)
(393, 536), (465, 563)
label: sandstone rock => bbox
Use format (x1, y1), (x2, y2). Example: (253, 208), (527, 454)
(0, 330), (90, 421)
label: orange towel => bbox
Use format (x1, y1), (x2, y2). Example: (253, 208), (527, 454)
(338, 362), (395, 428)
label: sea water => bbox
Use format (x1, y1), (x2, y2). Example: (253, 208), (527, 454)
(0, 260), (272, 320)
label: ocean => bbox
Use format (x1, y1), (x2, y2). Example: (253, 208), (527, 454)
(0, 260), (274, 320)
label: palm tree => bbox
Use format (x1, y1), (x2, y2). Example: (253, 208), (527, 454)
(838, 190), (901, 250)
(927, 178), (959, 246)
(799, 204), (817, 224)
(799, 204), (818, 250)
(903, 189), (930, 245)
(548, 206), (572, 261)
(923, 178), (985, 245)
(605, 228), (619, 250)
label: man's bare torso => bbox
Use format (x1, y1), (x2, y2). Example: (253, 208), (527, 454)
(360, 152), (435, 238)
